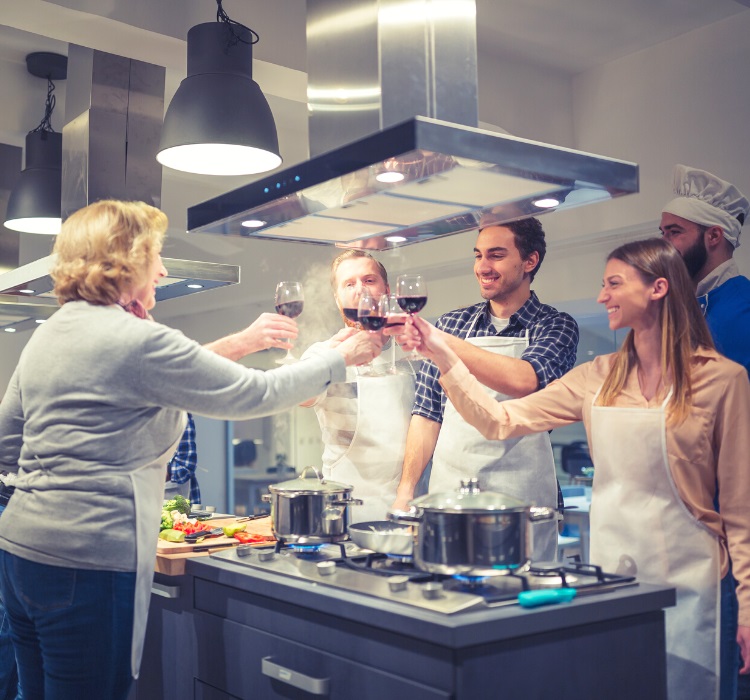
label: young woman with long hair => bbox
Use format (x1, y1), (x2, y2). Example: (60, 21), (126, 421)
(398, 237), (750, 700)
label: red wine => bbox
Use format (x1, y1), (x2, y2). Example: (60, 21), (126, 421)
(342, 307), (359, 322)
(397, 296), (427, 314)
(275, 300), (304, 318)
(385, 320), (405, 329)
(359, 315), (386, 331)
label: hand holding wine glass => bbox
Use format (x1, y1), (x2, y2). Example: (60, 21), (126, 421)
(385, 293), (408, 373)
(396, 274), (427, 360)
(274, 281), (304, 364)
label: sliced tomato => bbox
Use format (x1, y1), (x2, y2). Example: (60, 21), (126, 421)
(234, 532), (272, 544)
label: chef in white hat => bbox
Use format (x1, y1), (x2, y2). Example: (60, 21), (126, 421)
(661, 164), (750, 375)
(662, 165), (750, 699)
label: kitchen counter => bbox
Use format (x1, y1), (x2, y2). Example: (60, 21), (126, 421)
(135, 551), (675, 700)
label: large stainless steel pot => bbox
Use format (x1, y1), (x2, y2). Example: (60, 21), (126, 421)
(389, 478), (555, 577)
(262, 466), (363, 544)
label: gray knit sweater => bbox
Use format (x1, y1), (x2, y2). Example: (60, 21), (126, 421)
(0, 301), (345, 571)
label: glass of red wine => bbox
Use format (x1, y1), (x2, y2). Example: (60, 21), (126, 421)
(385, 293), (409, 373)
(396, 274), (427, 360)
(357, 290), (387, 376)
(274, 281), (304, 364)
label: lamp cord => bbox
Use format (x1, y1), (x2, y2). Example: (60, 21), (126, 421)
(31, 77), (57, 134)
(216, 0), (259, 46)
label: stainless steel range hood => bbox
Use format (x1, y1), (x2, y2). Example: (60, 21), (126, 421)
(187, 0), (638, 250)
(0, 254), (240, 304)
(188, 116), (638, 250)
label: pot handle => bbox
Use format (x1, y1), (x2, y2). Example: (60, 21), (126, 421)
(329, 499), (364, 507)
(388, 507), (421, 524)
(261, 494), (271, 503)
(528, 506), (556, 522)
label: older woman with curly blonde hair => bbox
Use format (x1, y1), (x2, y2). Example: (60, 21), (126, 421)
(0, 200), (381, 700)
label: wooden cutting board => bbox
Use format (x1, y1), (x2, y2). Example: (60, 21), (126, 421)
(156, 515), (275, 554)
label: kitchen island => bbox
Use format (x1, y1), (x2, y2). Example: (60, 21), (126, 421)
(135, 549), (674, 700)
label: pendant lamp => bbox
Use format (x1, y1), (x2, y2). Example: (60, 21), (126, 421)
(5, 52), (67, 235)
(157, 2), (282, 177)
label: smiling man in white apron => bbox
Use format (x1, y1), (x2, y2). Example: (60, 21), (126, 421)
(302, 251), (417, 523)
(392, 218), (579, 562)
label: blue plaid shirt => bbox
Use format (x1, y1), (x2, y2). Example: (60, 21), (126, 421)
(167, 413), (201, 504)
(413, 292), (579, 423)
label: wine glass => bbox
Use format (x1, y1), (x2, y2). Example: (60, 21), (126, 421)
(274, 281), (304, 364)
(395, 274), (427, 360)
(385, 294), (409, 373)
(357, 290), (387, 376)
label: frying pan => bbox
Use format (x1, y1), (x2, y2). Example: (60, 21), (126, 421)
(348, 520), (414, 556)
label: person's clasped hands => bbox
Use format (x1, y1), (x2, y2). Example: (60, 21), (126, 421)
(331, 327), (384, 366)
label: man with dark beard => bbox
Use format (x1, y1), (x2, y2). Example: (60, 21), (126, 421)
(662, 165), (750, 700)
(661, 164), (750, 374)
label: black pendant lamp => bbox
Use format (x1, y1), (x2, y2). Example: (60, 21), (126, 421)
(5, 52), (67, 235)
(157, 1), (282, 177)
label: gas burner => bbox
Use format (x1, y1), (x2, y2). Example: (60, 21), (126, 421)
(385, 553), (414, 565)
(451, 574), (490, 590)
(288, 543), (324, 554)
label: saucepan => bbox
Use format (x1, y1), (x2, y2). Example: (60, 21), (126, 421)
(262, 466), (363, 544)
(389, 478), (555, 577)
(348, 521), (414, 556)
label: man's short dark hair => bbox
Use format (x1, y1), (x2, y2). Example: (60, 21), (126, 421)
(481, 217), (546, 281)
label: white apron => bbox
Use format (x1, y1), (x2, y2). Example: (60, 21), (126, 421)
(430, 329), (558, 562)
(129, 421), (184, 678)
(590, 389), (720, 700)
(322, 365), (415, 524)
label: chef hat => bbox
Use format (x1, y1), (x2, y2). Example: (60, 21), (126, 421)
(662, 164), (749, 248)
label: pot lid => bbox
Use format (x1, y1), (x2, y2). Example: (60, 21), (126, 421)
(268, 466), (353, 494)
(410, 478), (527, 512)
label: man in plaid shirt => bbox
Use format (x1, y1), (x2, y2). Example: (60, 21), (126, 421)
(165, 413), (201, 504)
(392, 217), (579, 562)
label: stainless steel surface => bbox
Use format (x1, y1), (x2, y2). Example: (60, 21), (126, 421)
(348, 520), (414, 556)
(0, 296), (57, 331)
(62, 46), (165, 219)
(261, 657), (330, 696)
(266, 467), (360, 544)
(317, 560), (336, 576)
(307, 0), (477, 157)
(151, 582), (180, 599)
(391, 482), (557, 576)
(387, 574), (409, 593)
(188, 0), (638, 250)
(210, 544), (638, 615)
(0, 254), (240, 307)
(188, 117), (639, 251)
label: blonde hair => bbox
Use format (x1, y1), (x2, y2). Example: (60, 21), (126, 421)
(51, 200), (168, 306)
(329, 249), (388, 290)
(597, 237), (714, 424)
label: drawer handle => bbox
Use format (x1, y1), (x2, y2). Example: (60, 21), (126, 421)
(151, 582), (180, 599)
(261, 656), (330, 696)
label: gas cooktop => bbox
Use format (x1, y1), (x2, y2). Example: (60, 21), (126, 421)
(210, 541), (637, 615)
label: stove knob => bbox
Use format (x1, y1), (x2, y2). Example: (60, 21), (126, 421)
(388, 575), (409, 593)
(317, 561), (336, 577)
(421, 582), (444, 600)
(258, 550), (276, 562)
(236, 545), (253, 558)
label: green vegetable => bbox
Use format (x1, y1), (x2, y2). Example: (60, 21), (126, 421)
(158, 529), (186, 542)
(160, 512), (174, 531)
(163, 495), (191, 515)
(222, 523), (247, 537)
